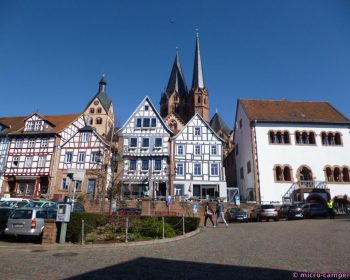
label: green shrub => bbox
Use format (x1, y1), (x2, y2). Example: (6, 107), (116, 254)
(141, 217), (175, 238)
(66, 212), (107, 243)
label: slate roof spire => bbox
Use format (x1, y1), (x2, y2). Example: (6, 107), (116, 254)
(85, 75), (112, 113)
(165, 49), (188, 97)
(192, 32), (205, 89)
(98, 74), (107, 93)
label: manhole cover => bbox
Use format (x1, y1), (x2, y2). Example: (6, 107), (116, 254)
(53, 252), (79, 257)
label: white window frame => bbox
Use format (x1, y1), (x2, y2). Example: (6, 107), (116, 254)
(194, 127), (201, 136)
(195, 145), (201, 155)
(176, 163), (184, 176)
(41, 138), (49, 148)
(28, 139), (36, 148)
(64, 152), (73, 163)
(211, 163), (219, 176)
(211, 145), (217, 155)
(177, 145), (184, 155)
(155, 138), (162, 147)
(194, 163), (202, 176)
(15, 139), (23, 148)
(78, 152), (85, 163)
(24, 156), (33, 168)
(38, 156), (46, 167)
(81, 132), (89, 143)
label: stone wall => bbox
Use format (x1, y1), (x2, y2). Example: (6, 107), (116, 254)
(42, 219), (58, 244)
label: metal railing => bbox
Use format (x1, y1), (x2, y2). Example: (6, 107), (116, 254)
(282, 180), (328, 202)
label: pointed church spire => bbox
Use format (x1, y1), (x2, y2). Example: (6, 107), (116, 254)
(192, 32), (205, 89)
(166, 50), (187, 97)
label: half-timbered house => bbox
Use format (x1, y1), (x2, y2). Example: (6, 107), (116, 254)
(53, 125), (111, 201)
(2, 113), (83, 198)
(118, 97), (172, 199)
(172, 113), (227, 200)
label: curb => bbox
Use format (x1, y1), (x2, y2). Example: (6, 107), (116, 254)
(0, 228), (201, 251)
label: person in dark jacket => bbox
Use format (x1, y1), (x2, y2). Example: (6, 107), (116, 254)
(204, 202), (215, 227)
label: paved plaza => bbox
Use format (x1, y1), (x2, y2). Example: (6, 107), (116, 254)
(0, 216), (349, 280)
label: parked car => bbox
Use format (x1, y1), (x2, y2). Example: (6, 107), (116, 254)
(302, 203), (328, 218)
(250, 204), (279, 222)
(24, 200), (57, 209)
(0, 200), (31, 208)
(5, 207), (57, 240)
(115, 208), (142, 216)
(278, 204), (304, 220)
(226, 208), (249, 223)
(57, 201), (85, 213)
(0, 207), (14, 236)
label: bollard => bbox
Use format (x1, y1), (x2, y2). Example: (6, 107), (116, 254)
(81, 220), (85, 245)
(125, 217), (129, 243)
(162, 217), (165, 239)
(182, 214), (185, 235)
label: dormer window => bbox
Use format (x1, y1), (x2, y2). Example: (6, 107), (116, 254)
(34, 121), (41, 131)
(25, 120), (43, 131)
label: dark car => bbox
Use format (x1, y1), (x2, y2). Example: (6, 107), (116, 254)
(0, 207), (14, 236)
(302, 203), (328, 218)
(278, 204), (304, 220)
(226, 208), (249, 223)
(115, 208), (142, 216)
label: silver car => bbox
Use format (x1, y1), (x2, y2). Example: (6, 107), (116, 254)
(5, 208), (57, 239)
(250, 204), (279, 222)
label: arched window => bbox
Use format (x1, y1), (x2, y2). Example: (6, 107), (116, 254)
(276, 131), (282, 143)
(283, 166), (292, 181)
(333, 167), (341, 182)
(269, 131), (275, 143)
(276, 166), (283, 181)
(283, 132), (290, 144)
(321, 132), (328, 145)
(342, 167), (350, 182)
(90, 108), (95, 114)
(96, 118), (102, 125)
(325, 167), (333, 182)
(295, 131), (301, 144)
(335, 133), (342, 145)
(298, 166), (313, 181)
(97, 107), (102, 114)
(328, 133), (335, 145)
(309, 132), (316, 144)
(302, 132), (308, 144)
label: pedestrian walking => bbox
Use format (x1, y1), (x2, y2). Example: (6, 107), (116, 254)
(204, 202), (215, 227)
(327, 199), (335, 219)
(215, 199), (228, 227)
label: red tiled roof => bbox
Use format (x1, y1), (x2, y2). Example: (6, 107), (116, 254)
(0, 113), (81, 135)
(240, 99), (350, 124)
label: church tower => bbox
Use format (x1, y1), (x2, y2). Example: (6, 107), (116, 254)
(83, 76), (115, 137)
(188, 33), (209, 122)
(160, 51), (188, 132)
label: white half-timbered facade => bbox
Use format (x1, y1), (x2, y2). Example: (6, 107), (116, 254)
(172, 113), (227, 200)
(118, 97), (172, 198)
(54, 126), (110, 200)
(2, 113), (83, 198)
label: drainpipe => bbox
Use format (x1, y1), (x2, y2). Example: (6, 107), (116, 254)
(252, 120), (262, 204)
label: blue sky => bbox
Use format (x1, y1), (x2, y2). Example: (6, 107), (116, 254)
(1, 0), (350, 128)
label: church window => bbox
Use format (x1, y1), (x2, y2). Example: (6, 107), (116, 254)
(90, 108), (95, 114)
(96, 118), (102, 125)
(97, 107), (102, 113)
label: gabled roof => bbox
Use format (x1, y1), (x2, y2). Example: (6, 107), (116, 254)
(165, 52), (188, 98)
(210, 113), (231, 136)
(240, 99), (350, 125)
(173, 113), (224, 143)
(0, 113), (81, 136)
(192, 33), (205, 90)
(62, 125), (110, 148)
(117, 96), (173, 135)
(85, 77), (113, 113)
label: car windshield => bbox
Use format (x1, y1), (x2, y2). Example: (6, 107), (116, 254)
(261, 205), (275, 209)
(10, 209), (33, 219)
